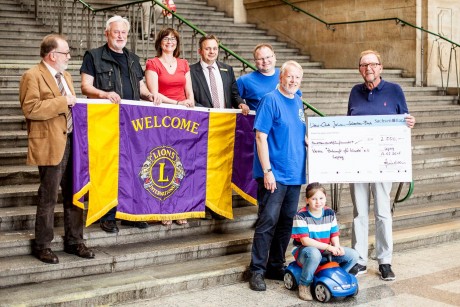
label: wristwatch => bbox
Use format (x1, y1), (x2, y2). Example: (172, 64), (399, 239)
(263, 168), (272, 174)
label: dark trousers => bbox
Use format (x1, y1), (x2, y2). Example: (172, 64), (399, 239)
(35, 135), (83, 250)
(100, 207), (117, 222)
(249, 181), (301, 274)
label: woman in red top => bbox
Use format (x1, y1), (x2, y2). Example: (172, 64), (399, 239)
(145, 28), (193, 226)
(145, 27), (194, 108)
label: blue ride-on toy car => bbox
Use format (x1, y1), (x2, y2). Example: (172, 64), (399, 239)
(284, 252), (359, 303)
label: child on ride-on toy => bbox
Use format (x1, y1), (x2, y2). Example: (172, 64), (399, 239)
(291, 182), (359, 301)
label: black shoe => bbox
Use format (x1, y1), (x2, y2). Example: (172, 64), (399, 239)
(33, 248), (59, 264)
(349, 263), (367, 276)
(202, 208), (225, 220)
(249, 272), (266, 291)
(265, 267), (285, 281)
(379, 264), (396, 281)
(121, 220), (150, 229)
(64, 243), (95, 259)
(100, 220), (119, 233)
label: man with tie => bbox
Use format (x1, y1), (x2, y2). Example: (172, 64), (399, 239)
(19, 34), (94, 264)
(190, 34), (249, 114)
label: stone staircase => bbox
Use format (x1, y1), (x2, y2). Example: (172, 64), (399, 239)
(0, 0), (460, 305)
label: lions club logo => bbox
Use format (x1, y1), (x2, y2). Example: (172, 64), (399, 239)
(139, 146), (185, 200)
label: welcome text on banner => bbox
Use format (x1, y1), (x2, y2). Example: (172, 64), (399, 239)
(72, 99), (257, 226)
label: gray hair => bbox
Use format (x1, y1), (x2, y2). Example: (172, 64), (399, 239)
(280, 60), (303, 76)
(105, 15), (130, 32)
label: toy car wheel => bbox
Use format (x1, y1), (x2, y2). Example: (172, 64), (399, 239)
(284, 271), (298, 290)
(314, 282), (331, 303)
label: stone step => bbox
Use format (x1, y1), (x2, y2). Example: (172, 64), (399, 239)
(0, 164), (38, 186)
(0, 227), (254, 288)
(303, 68), (405, 78)
(0, 205), (258, 257)
(0, 168), (457, 230)
(331, 181), (460, 212)
(2, 75), (423, 90)
(0, 115), (25, 131)
(302, 78), (416, 87)
(307, 95), (458, 106)
(0, 219), (458, 304)
(0, 146), (26, 166)
(336, 198), (460, 237)
(412, 126), (460, 140)
(303, 86), (442, 98)
(313, 104), (460, 118)
(3, 114), (459, 143)
(398, 181), (460, 207)
(0, 182), (38, 208)
(0, 130), (28, 147)
(413, 151), (460, 169)
(412, 137), (460, 154)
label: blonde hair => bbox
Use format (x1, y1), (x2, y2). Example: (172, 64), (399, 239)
(359, 50), (382, 66)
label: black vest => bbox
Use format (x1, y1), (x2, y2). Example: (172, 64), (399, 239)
(84, 44), (142, 100)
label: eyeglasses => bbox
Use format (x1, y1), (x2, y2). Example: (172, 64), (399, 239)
(255, 54), (274, 62)
(162, 37), (177, 42)
(53, 51), (71, 56)
(359, 63), (380, 69)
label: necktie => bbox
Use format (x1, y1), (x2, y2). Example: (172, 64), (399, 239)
(55, 73), (73, 133)
(207, 66), (221, 109)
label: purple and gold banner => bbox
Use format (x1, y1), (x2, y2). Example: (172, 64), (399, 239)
(72, 99), (256, 226)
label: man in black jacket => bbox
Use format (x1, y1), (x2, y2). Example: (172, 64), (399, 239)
(80, 15), (153, 233)
(190, 35), (249, 114)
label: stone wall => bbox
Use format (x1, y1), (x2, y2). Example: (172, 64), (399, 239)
(207, 0), (247, 23)
(425, 0), (460, 88)
(242, 0), (460, 87)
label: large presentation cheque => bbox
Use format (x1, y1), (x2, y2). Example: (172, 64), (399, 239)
(307, 114), (412, 183)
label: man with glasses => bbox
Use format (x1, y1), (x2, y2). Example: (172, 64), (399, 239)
(19, 34), (95, 264)
(347, 50), (416, 281)
(237, 43), (300, 111)
(80, 15), (153, 233)
(249, 61), (306, 291)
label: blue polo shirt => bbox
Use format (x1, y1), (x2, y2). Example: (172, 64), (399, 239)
(347, 79), (409, 116)
(253, 89), (307, 185)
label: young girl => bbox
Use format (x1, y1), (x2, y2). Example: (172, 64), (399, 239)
(291, 182), (359, 301)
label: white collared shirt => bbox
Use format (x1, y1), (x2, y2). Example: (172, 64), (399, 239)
(43, 61), (71, 95)
(200, 60), (225, 108)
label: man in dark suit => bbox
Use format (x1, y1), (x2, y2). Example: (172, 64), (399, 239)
(190, 34), (249, 114)
(19, 34), (94, 264)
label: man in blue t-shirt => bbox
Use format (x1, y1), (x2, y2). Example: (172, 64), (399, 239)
(347, 50), (416, 281)
(237, 44), (301, 111)
(248, 60), (307, 292)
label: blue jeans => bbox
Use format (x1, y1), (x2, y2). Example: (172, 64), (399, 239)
(297, 246), (359, 286)
(250, 181), (301, 273)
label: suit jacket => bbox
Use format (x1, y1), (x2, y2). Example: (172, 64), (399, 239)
(19, 61), (75, 166)
(190, 61), (245, 109)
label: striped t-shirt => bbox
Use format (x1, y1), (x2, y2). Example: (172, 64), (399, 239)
(291, 206), (340, 259)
